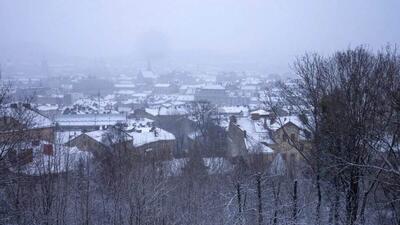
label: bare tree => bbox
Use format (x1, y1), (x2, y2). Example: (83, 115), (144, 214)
(270, 46), (400, 225)
(189, 100), (227, 157)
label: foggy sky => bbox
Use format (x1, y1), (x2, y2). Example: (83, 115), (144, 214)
(0, 0), (399, 71)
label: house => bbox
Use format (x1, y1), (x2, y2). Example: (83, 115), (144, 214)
(125, 118), (176, 161)
(67, 128), (133, 156)
(265, 116), (308, 163)
(227, 112), (310, 167)
(0, 103), (55, 143)
(227, 116), (274, 160)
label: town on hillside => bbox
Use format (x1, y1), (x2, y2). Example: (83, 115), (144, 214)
(0, 68), (307, 176)
(1, 1), (399, 224)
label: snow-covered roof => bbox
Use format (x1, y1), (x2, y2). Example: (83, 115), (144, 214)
(201, 84), (225, 90)
(64, 97), (118, 114)
(2, 105), (54, 129)
(154, 83), (171, 88)
(219, 106), (249, 115)
(20, 145), (92, 176)
(140, 70), (157, 79)
(145, 106), (188, 116)
(74, 98), (116, 107)
(132, 93), (149, 98)
(36, 104), (59, 111)
(55, 114), (127, 127)
(128, 127), (175, 147)
(84, 129), (132, 146)
(267, 115), (303, 131)
(179, 84), (203, 90)
(121, 99), (142, 104)
(114, 83), (136, 88)
(29, 110), (53, 128)
(244, 137), (273, 154)
(125, 118), (175, 147)
(250, 109), (269, 116)
(116, 90), (136, 95)
(235, 117), (274, 149)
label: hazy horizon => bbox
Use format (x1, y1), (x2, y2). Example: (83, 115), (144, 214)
(1, 0), (399, 73)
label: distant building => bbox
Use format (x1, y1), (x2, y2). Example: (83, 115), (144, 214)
(36, 94), (71, 106)
(137, 69), (158, 85)
(72, 77), (114, 96)
(15, 87), (47, 101)
(194, 84), (229, 105)
(153, 83), (179, 94)
(54, 114), (127, 131)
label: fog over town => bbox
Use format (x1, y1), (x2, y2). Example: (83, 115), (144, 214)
(1, 0), (399, 72)
(0, 1), (400, 225)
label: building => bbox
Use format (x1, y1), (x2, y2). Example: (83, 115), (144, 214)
(194, 84), (229, 105)
(54, 114), (127, 131)
(227, 116), (274, 159)
(68, 128), (133, 156)
(227, 112), (310, 167)
(0, 103), (55, 143)
(125, 118), (176, 161)
(153, 83), (179, 94)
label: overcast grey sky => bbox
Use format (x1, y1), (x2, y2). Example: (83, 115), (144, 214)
(0, 0), (399, 70)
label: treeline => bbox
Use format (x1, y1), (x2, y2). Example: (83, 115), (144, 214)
(272, 45), (400, 225)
